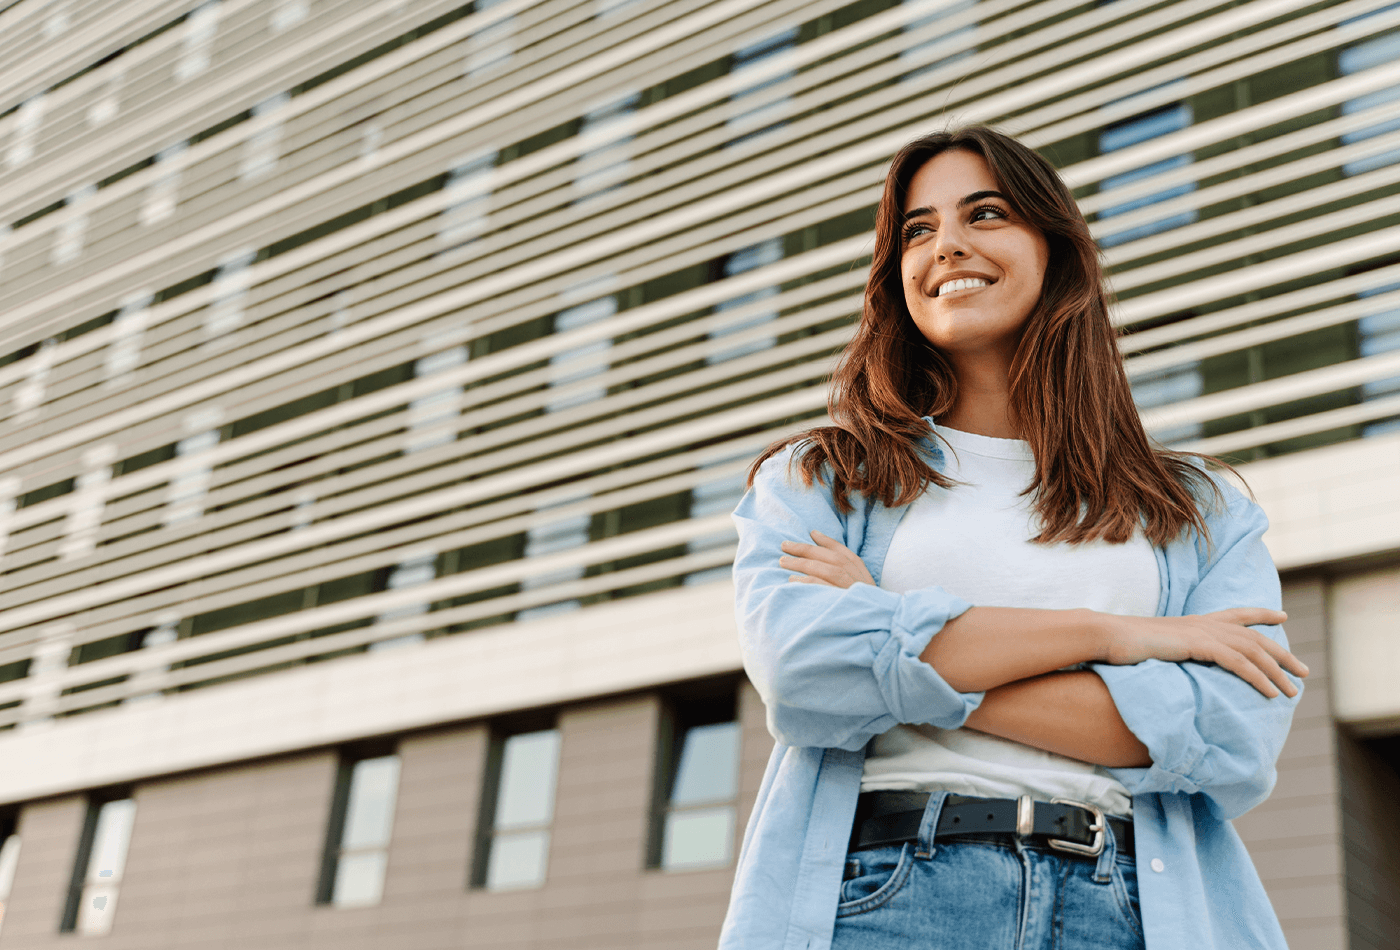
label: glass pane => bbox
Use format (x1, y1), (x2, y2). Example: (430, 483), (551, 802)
(485, 830), (549, 890)
(495, 730), (560, 829)
(662, 806), (735, 870)
(0, 834), (19, 898)
(76, 883), (119, 935)
(672, 721), (741, 805)
(341, 756), (399, 850)
(1099, 103), (1191, 152)
(86, 799), (136, 884)
(331, 850), (386, 906)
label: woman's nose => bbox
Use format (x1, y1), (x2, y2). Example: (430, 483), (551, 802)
(934, 226), (969, 261)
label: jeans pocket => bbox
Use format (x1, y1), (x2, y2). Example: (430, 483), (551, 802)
(1111, 860), (1144, 938)
(836, 844), (915, 918)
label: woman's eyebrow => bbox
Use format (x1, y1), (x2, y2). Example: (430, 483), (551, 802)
(900, 190), (1010, 222)
(959, 189), (1009, 208)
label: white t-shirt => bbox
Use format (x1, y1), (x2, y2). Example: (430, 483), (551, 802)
(861, 425), (1161, 816)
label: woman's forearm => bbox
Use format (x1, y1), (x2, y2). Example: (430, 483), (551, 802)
(919, 606), (1108, 692)
(963, 670), (1151, 768)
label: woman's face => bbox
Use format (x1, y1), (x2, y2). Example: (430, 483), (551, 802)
(899, 149), (1049, 364)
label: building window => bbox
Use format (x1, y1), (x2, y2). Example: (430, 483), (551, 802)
(1337, 18), (1400, 176)
(726, 28), (798, 148)
(61, 793), (136, 935)
(900, 0), (976, 80)
(573, 94), (639, 202)
(474, 725), (561, 890)
(1130, 360), (1204, 445)
(317, 746), (400, 907)
(1095, 98), (1197, 248)
(517, 277), (619, 621)
(464, 0), (516, 77)
(650, 687), (742, 871)
(708, 238), (784, 364)
(686, 449), (751, 586)
(0, 810), (19, 938)
(437, 150), (496, 253)
(1358, 279), (1400, 436)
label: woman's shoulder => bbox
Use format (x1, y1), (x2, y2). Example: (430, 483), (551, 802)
(745, 435), (871, 517)
(1167, 456), (1269, 562)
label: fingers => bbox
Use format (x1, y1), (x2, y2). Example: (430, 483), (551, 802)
(1211, 635), (1303, 699)
(778, 553), (839, 581)
(1249, 630), (1310, 678)
(779, 538), (835, 561)
(779, 533), (872, 588)
(1206, 607), (1288, 627)
(1213, 649), (1282, 699)
(1238, 641), (1297, 698)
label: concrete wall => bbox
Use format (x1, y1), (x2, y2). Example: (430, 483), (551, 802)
(0, 679), (770, 950)
(1235, 576), (1350, 950)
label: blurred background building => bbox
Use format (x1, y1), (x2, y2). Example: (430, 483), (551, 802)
(0, 0), (1395, 947)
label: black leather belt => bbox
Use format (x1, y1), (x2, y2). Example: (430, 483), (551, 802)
(849, 791), (1133, 858)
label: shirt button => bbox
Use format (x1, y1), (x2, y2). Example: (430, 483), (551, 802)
(1150, 858), (1165, 873)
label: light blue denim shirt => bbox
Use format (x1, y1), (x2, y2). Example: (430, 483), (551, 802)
(719, 430), (1301, 950)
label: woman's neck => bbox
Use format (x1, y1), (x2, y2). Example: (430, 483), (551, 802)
(941, 356), (1021, 439)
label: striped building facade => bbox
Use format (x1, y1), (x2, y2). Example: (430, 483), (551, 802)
(0, 0), (1396, 947)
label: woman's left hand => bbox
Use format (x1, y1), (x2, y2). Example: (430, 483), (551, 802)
(779, 531), (875, 588)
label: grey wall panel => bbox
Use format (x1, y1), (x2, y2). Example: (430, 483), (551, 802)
(1235, 577), (1349, 950)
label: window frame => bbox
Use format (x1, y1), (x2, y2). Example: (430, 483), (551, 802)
(60, 787), (136, 935)
(315, 737), (400, 908)
(470, 712), (562, 891)
(647, 679), (743, 872)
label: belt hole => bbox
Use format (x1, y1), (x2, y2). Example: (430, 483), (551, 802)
(987, 813), (994, 821)
(952, 815), (960, 824)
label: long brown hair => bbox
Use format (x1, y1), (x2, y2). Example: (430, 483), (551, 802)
(750, 125), (1222, 546)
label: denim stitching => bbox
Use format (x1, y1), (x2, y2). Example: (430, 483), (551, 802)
(1050, 858), (1072, 950)
(834, 844), (916, 918)
(1111, 863), (1145, 939)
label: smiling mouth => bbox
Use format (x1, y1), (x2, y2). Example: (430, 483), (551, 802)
(937, 277), (993, 297)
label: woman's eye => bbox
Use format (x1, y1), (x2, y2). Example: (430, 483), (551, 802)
(903, 222), (933, 242)
(971, 206), (1007, 222)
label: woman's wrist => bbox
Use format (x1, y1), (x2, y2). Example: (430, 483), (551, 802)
(1075, 608), (1112, 664)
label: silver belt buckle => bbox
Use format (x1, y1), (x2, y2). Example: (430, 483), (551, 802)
(1047, 797), (1105, 856)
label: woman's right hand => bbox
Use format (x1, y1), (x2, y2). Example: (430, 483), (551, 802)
(1097, 608), (1307, 698)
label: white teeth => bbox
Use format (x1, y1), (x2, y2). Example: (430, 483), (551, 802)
(937, 277), (991, 297)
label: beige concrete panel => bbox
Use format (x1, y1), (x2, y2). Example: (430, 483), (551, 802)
(1233, 577), (1348, 950)
(1329, 565), (1400, 728)
(380, 725), (486, 909)
(550, 696), (658, 882)
(1244, 432), (1400, 573)
(107, 752), (334, 949)
(0, 796), (86, 950)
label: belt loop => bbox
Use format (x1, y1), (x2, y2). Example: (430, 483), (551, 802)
(914, 790), (950, 860)
(1093, 817), (1118, 883)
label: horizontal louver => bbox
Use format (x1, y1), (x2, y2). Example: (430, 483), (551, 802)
(0, 0), (1394, 725)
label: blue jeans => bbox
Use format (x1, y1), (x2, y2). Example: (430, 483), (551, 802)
(831, 791), (1145, 950)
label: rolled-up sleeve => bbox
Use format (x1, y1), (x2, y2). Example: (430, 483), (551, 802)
(733, 450), (980, 750)
(1091, 482), (1302, 821)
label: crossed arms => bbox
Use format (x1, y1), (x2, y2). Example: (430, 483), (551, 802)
(734, 450), (1307, 819)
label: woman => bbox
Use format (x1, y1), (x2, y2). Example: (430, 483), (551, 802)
(718, 126), (1307, 950)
